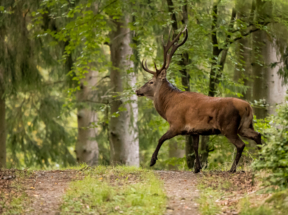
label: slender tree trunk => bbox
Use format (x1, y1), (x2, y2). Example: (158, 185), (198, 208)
(234, 0), (253, 100)
(0, 26), (6, 168)
(167, 0), (194, 169)
(252, 30), (267, 118)
(169, 140), (185, 170)
(234, 36), (253, 100)
(234, 32), (255, 164)
(109, 15), (139, 167)
(75, 70), (99, 165)
(0, 90), (6, 168)
(203, 5), (236, 168)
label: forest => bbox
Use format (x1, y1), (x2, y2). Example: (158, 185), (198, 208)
(1, 0), (288, 214)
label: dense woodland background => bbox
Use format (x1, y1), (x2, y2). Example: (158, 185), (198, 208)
(1, 0), (288, 186)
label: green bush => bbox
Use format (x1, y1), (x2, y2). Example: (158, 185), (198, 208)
(253, 103), (288, 188)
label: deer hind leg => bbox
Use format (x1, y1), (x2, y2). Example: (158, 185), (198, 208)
(191, 135), (201, 173)
(225, 134), (245, 173)
(150, 129), (178, 167)
(239, 128), (262, 150)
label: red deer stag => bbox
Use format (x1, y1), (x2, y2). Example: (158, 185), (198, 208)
(136, 27), (262, 173)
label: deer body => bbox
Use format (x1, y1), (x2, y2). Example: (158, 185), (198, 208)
(136, 28), (262, 173)
(156, 81), (252, 134)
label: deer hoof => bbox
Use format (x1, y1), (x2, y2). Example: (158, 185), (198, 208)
(150, 154), (158, 167)
(228, 169), (236, 173)
(150, 159), (157, 167)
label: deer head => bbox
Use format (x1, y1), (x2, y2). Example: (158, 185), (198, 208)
(136, 27), (188, 99)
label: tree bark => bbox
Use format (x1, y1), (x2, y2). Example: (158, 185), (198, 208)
(75, 70), (99, 166)
(0, 24), (6, 168)
(234, 36), (253, 100)
(234, 0), (254, 100)
(169, 141), (185, 170)
(0, 89), (6, 168)
(109, 15), (139, 167)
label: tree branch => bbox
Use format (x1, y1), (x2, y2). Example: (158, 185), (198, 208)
(229, 23), (269, 44)
(211, 0), (221, 56)
(166, 0), (178, 31)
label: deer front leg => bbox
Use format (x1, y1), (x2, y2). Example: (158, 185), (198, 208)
(226, 134), (245, 173)
(150, 130), (178, 167)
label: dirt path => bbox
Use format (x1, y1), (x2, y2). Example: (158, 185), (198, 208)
(2, 169), (201, 214)
(0, 169), (81, 214)
(156, 170), (200, 215)
(25, 170), (79, 215)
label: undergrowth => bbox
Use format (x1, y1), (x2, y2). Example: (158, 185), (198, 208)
(60, 166), (166, 214)
(1, 169), (34, 214)
(197, 170), (288, 215)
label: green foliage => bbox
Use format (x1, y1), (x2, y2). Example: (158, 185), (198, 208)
(253, 103), (288, 188)
(6, 92), (77, 168)
(61, 166), (166, 214)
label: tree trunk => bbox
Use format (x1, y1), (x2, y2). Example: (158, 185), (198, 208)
(234, 36), (253, 100)
(251, 0), (286, 118)
(169, 141), (185, 170)
(234, 0), (253, 100)
(252, 30), (287, 118)
(0, 27), (6, 168)
(0, 90), (6, 168)
(166, 0), (194, 169)
(75, 70), (99, 166)
(109, 15), (139, 167)
(203, 6), (236, 168)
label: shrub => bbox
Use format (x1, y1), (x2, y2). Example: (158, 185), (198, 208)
(253, 103), (288, 188)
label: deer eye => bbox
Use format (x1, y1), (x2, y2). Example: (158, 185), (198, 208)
(149, 82), (154, 84)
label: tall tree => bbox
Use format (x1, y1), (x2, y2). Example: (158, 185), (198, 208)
(75, 70), (99, 165)
(252, 0), (287, 118)
(109, 14), (139, 166)
(166, 0), (194, 169)
(0, 48), (5, 168)
(0, 11), (6, 167)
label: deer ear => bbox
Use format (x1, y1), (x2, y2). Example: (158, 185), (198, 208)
(159, 70), (166, 81)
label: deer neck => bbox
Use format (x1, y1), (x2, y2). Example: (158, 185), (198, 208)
(153, 79), (181, 120)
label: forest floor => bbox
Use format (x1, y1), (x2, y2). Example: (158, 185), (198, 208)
(157, 170), (264, 215)
(0, 169), (83, 214)
(0, 168), (282, 215)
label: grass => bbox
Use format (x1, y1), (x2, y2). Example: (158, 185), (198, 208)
(197, 186), (221, 215)
(238, 197), (274, 215)
(60, 166), (167, 214)
(196, 170), (288, 215)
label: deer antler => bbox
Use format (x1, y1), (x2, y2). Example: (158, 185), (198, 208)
(156, 26), (188, 73)
(141, 60), (156, 75)
(141, 26), (188, 75)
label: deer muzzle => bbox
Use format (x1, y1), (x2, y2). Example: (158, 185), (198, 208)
(135, 90), (144, 97)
